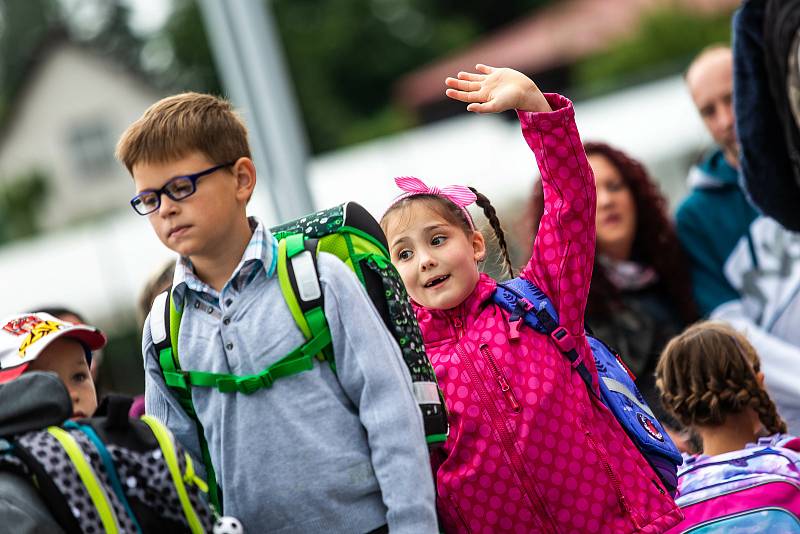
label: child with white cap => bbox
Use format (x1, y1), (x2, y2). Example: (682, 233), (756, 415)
(0, 312), (106, 419)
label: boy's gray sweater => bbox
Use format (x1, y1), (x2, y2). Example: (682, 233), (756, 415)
(143, 228), (437, 533)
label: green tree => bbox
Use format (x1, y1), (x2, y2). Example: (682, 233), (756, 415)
(573, 7), (734, 97)
(155, 0), (553, 153)
(0, 170), (50, 244)
(0, 0), (60, 118)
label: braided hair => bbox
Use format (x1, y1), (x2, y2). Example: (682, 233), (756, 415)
(656, 321), (787, 435)
(469, 187), (514, 279)
(381, 189), (514, 279)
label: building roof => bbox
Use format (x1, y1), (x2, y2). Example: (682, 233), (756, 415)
(395, 0), (740, 111)
(0, 28), (156, 150)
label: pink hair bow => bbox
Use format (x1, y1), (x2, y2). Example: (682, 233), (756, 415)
(391, 176), (477, 229)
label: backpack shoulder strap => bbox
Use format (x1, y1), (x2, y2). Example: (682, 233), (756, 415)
(148, 288), (222, 514)
(276, 233), (333, 365)
(494, 278), (597, 397)
(150, 290), (180, 379)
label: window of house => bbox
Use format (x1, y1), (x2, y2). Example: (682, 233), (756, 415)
(66, 119), (115, 178)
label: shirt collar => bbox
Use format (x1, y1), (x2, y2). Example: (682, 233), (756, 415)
(172, 216), (278, 306)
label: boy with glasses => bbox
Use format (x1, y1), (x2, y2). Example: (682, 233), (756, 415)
(116, 92), (437, 533)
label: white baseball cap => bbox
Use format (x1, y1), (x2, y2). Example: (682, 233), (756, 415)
(0, 312), (106, 384)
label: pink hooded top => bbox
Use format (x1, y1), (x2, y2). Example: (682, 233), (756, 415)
(415, 94), (683, 533)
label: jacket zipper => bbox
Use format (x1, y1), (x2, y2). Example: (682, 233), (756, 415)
(456, 343), (557, 532)
(480, 344), (521, 413)
(585, 429), (642, 530)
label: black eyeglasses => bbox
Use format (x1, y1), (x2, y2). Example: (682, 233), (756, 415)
(130, 162), (236, 215)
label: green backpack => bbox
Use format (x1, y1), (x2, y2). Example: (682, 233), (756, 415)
(151, 201), (448, 512)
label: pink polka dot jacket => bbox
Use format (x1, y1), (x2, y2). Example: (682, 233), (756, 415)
(415, 94), (683, 533)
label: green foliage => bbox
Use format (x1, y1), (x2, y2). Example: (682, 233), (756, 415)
(0, 0), (60, 107)
(0, 169), (50, 244)
(155, 0), (553, 153)
(574, 7), (734, 96)
(157, 0), (221, 95)
(273, 0), (478, 152)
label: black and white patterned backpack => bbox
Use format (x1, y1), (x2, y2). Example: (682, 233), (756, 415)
(0, 372), (215, 533)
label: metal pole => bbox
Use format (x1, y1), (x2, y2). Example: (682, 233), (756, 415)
(196, 0), (314, 223)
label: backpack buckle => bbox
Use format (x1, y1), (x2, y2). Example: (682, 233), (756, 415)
(238, 373), (273, 394)
(508, 318), (522, 340)
(550, 326), (576, 354)
(508, 298), (534, 341)
(163, 370), (190, 391)
(216, 372), (274, 394)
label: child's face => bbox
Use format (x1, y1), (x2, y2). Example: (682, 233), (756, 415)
(132, 151), (246, 260)
(386, 203), (485, 310)
(28, 338), (96, 419)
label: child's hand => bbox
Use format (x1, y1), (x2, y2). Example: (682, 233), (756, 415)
(445, 64), (552, 114)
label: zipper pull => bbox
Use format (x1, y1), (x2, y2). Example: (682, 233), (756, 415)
(497, 376), (521, 413)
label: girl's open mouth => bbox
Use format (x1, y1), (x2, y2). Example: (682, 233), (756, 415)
(424, 275), (450, 288)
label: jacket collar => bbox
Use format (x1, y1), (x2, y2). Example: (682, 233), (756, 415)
(688, 148), (739, 190)
(413, 273), (497, 345)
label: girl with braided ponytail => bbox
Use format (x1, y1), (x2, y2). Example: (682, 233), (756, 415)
(380, 65), (681, 533)
(655, 321), (800, 528)
(657, 321), (788, 456)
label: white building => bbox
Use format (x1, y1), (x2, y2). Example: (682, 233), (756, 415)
(0, 37), (164, 229)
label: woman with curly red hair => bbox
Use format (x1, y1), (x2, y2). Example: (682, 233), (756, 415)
(522, 142), (698, 440)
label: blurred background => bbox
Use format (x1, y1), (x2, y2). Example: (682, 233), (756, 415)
(0, 0), (737, 395)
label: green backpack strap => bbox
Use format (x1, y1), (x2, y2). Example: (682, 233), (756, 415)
(272, 202), (449, 448)
(150, 290), (222, 515)
(276, 233), (335, 367)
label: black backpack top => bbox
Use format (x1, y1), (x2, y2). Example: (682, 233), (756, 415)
(0, 372), (215, 534)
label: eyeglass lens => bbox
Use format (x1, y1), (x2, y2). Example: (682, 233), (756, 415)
(133, 176), (196, 215)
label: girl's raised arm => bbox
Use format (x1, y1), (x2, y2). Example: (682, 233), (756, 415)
(447, 67), (596, 335)
(517, 95), (595, 336)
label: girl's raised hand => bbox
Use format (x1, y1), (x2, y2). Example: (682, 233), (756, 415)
(445, 64), (552, 114)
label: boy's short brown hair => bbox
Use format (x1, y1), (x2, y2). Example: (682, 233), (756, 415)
(116, 92), (251, 174)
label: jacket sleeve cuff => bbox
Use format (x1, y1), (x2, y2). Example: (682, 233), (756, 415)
(516, 93), (575, 132)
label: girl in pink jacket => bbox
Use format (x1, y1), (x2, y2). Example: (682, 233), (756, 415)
(380, 65), (682, 533)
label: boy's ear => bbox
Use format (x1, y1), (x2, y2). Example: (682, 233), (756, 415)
(471, 230), (486, 262)
(232, 157), (257, 202)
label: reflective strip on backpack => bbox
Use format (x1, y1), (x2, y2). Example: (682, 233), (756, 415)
(413, 382), (442, 404)
(290, 250), (322, 302)
(141, 416), (205, 534)
(601, 377), (655, 418)
(150, 291), (169, 345)
(47, 427), (120, 534)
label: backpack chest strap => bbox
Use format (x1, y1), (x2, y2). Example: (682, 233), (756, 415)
(161, 325), (332, 395)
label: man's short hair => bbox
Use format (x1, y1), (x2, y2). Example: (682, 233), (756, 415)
(684, 44), (732, 81)
(116, 92), (252, 174)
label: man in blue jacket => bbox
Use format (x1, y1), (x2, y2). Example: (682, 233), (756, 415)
(677, 46), (800, 434)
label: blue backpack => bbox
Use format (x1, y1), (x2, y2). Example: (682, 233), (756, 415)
(494, 277), (682, 495)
